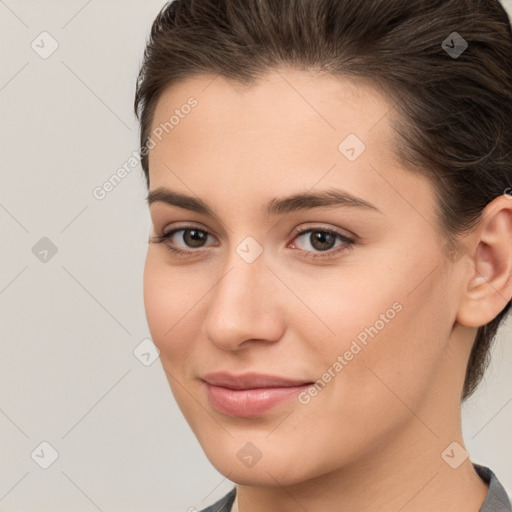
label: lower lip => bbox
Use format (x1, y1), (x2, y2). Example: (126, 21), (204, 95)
(204, 382), (311, 417)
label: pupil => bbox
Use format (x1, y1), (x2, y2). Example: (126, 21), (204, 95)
(312, 231), (335, 251)
(185, 229), (206, 248)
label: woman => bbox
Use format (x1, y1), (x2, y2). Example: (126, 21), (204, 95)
(134, 0), (512, 510)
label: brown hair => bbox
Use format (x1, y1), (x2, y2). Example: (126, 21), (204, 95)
(134, 0), (512, 401)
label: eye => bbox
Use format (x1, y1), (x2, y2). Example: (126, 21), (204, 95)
(151, 225), (217, 256)
(288, 226), (355, 260)
(150, 224), (356, 260)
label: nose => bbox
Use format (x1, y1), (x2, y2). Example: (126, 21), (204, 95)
(202, 250), (284, 351)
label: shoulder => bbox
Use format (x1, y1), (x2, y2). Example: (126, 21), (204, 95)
(197, 487), (237, 512)
(474, 463), (512, 512)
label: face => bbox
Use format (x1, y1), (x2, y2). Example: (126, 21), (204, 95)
(143, 69), (464, 485)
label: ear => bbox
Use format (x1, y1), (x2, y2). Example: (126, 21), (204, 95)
(456, 194), (512, 328)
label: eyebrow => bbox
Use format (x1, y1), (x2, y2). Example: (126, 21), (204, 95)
(146, 187), (381, 216)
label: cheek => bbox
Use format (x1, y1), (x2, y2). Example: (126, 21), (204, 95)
(328, 273), (449, 418)
(143, 254), (202, 416)
(143, 253), (168, 345)
(298, 252), (450, 404)
(143, 251), (190, 358)
(279, 259), (404, 357)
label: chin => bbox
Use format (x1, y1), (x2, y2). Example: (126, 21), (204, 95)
(196, 435), (329, 487)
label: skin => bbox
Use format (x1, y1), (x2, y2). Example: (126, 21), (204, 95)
(143, 68), (512, 512)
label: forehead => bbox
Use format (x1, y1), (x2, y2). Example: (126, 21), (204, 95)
(148, 69), (396, 175)
(147, 69), (436, 226)
(150, 69), (392, 139)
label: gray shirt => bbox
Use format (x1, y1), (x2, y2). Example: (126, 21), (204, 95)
(198, 464), (511, 512)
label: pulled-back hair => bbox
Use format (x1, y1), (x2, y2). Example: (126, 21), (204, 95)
(134, 0), (512, 400)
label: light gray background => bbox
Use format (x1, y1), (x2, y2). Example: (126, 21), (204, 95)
(0, 1), (511, 511)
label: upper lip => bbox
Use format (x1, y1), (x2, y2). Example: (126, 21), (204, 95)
(201, 372), (313, 390)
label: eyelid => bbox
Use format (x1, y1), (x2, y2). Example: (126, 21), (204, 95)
(289, 222), (357, 242)
(160, 221), (216, 237)
(159, 221), (356, 241)
(287, 225), (356, 260)
(159, 222), (218, 250)
(153, 221), (357, 259)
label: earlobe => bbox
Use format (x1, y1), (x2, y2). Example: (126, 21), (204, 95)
(456, 195), (512, 328)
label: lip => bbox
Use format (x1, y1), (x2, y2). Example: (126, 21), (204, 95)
(201, 372), (314, 417)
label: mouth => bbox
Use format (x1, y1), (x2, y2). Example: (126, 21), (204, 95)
(201, 372), (315, 417)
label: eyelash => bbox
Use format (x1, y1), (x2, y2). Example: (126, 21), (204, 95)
(151, 223), (356, 261)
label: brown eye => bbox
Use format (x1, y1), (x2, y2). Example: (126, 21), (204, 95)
(152, 226), (217, 256)
(181, 229), (208, 248)
(308, 231), (337, 251)
(289, 227), (355, 261)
